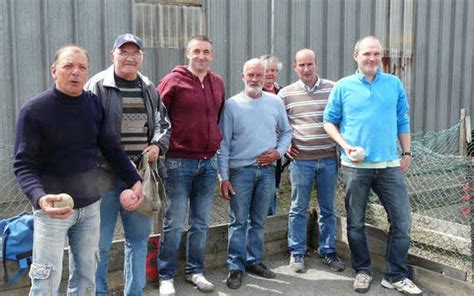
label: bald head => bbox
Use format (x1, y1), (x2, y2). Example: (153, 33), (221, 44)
(294, 48), (316, 64)
(293, 48), (318, 87)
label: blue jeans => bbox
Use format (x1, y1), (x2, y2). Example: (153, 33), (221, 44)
(158, 157), (217, 280)
(30, 200), (100, 296)
(342, 166), (412, 282)
(96, 180), (152, 296)
(267, 193), (277, 216)
(288, 158), (338, 256)
(227, 165), (275, 271)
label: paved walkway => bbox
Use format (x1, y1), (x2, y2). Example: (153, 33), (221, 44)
(144, 252), (436, 296)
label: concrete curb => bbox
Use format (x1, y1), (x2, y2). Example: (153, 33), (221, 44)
(1, 213), (473, 295)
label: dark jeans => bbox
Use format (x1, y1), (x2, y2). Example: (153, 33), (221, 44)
(342, 166), (412, 282)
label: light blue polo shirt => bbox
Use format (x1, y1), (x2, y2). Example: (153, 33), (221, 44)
(323, 70), (410, 165)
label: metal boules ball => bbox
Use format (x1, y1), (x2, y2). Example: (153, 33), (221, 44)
(53, 193), (74, 209)
(120, 189), (138, 208)
(349, 146), (366, 161)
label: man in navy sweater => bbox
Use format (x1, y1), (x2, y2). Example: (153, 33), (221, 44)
(13, 45), (143, 295)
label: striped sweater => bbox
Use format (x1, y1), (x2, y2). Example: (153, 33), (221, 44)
(279, 78), (337, 160)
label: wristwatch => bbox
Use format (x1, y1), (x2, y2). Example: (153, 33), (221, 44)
(400, 152), (412, 157)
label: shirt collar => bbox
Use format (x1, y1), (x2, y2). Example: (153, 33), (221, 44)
(355, 69), (381, 83)
(301, 75), (321, 93)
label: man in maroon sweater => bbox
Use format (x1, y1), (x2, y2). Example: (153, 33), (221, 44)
(156, 35), (225, 295)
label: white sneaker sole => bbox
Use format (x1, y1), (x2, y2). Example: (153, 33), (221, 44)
(381, 279), (423, 295)
(186, 276), (215, 292)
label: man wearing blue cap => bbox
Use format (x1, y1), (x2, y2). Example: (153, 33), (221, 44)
(85, 33), (171, 295)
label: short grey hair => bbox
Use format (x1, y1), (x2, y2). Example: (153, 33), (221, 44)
(354, 36), (383, 54)
(243, 58), (265, 73)
(259, 54), (283, 71)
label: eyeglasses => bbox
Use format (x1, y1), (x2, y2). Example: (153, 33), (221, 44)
(115, 50), (144, 59)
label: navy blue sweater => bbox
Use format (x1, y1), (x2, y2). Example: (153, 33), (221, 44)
(14, 88), (141, 209)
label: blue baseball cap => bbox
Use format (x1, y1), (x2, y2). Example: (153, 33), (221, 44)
(112, 33), (143, 50)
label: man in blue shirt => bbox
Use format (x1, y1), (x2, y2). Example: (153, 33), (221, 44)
(219, 58), (292, 289)
(324, 36), (422, 295)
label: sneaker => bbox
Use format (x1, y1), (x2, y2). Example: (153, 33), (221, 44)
(320, 253), (346, 272)
(159, 279), (175, 296)
(381, 278), (423, 295)
(226, 270), (243, 289)
(186, 273), (215, 292)
(245, 263), (276, 279)
(289, 254), (305, 273)
(353, 272), (373, 293)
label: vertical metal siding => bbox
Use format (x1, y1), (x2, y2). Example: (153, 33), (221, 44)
(0, 0), (473, 154)
(206, 0), (473, 132)
(412, 0), (473, 131)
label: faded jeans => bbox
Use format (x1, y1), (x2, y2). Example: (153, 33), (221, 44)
(29, 200), (100, 296)
(342, 166), (412, 282)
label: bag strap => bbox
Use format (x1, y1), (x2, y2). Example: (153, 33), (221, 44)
(2, 227), (9, 283)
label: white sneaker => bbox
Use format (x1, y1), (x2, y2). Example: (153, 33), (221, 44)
(353, 272), (372, 293)
(186, 273), (215, 292)
(381, 278), (423, 295)
(159, 279), (176, 296)
(289, 254), (305, 273)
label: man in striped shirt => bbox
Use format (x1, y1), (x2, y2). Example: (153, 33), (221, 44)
(279, 49), (345, 273)
(85, 33), (171, 295)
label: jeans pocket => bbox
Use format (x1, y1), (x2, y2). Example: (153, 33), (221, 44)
(164, 158), (181, 170)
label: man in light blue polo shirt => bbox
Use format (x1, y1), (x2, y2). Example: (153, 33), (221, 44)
(323, 36), (422, 295)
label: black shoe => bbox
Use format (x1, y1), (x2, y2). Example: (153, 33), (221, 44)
(245, 263), (276, 279)
(226, 270), (242, 289)
(320, 253), (346, 272)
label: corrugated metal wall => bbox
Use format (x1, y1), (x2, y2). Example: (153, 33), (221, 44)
(207, 0), (473, 132)
(1, 0), (473, 152)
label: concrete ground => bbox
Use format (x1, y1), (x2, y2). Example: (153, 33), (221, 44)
(143, 252), (438, 296)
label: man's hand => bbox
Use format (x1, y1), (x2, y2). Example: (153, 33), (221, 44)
(285, 144), (299, 160)
(143, 145), (160, 162)
(220, 180), (235, 201)
(400, 155), (411, 172)
(342, 145), (362, 163)
(256, 149), (280, 166)
(38, 194), (73, 220)
(120, 181), (145, 211)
